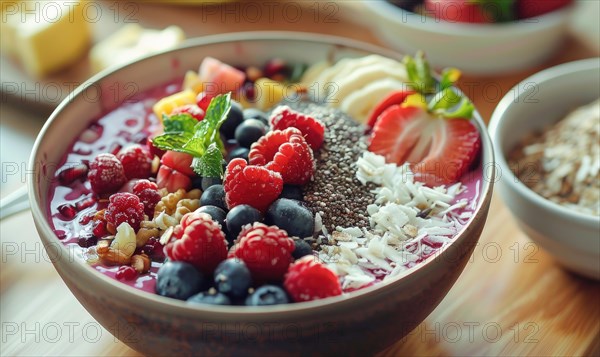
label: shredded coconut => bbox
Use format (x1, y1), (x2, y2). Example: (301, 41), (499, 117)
(320, 152), (473, 290)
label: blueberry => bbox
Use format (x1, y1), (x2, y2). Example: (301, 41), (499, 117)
(200, 184), (227, 210)
(292, 239), (313, 260)
(265, 198), (314, 238)
(156, 261), (206, 300)
(228, 146), (249, 162)
(219, 100), (244, 140)
(191, 176), (204, 190)
(234, 119), (267, 148)
(226, 204), (262, 243)
(243, 108), (268, 125)
(196, 205), (227, 227)
(279, 185), (303, 201)
(201, 177), (222, 190)
(214, 259), (252, 300)
(187, 291), (231, 305)
(245, 285), (290, 306)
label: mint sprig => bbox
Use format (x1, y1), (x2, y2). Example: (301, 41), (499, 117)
(152, 93), (232, 178)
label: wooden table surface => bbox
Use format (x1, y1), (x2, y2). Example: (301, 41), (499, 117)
(1, 1), (599, 356)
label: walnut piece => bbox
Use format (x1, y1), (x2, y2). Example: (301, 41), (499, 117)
(131, 254), (151, 273)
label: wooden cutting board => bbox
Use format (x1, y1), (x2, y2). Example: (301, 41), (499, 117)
(1, 1), (599, 356)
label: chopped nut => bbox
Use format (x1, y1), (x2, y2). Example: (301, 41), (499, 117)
(96, 239), (112, 254)
(98, 247), (132, 265)
(151, 155), (160, 174)
(186, 189), (202, 200)
(177, 198), (200, 212)
(160, 226), (174, 245)
(93, 209), (106, 221)
(131, 254), (151, 273)
(136, 227), (160, 247)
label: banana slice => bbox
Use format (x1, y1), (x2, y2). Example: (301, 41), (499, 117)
(328, 65), (408, 108)
(340, 78), (409, 123)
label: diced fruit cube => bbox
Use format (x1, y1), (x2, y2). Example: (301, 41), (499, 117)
(156, 165), (192, 192)
(152, 89), (197, 121)
(254, 78), (286, 111)
(198, 56), (246, 95)
(161, 151), (195, 177)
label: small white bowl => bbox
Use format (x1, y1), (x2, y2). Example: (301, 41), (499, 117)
(489, 58), (600, 280)
(358, 0), (573, 74)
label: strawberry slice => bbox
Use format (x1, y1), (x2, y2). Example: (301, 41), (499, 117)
(366, 90), (415, 130)
(369, 104), (480, 186)
(160, 151), (195, 177)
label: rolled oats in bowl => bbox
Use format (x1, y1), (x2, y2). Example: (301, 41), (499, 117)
(509, 99), (600, 216)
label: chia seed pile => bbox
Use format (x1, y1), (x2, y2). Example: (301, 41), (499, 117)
(281, 100), (375, 232)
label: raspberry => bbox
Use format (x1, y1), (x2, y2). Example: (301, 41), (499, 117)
(223, 159), (283, 213)
(230, 222), (294, 282)
(133, 180), (161, 217)
(283, 256), (342, 302)
(269, 106), (325, 150)
(132, 179), (158, 194)
(249, 128), (314, 185)
(117, 144), (152, 180)
(165, 212), (228, 274)
(105, 193), (145, 231)
(88, 153), (127, 195)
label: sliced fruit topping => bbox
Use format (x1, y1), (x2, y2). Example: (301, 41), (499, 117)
(88, 153), (127, 195)
(269, 106), (325, 150)
(156, 165), (192, 192)
(105, 193), (145, 232)
(198, 56), (246, 95)
(249, 127), (315, 185)
(116, 144), (152, 180)
(165, 212), (228, 274)
(366, 90), (415, 130)
(369, 92), (480, 186)
(283, 256), (342, 302)
(230, 222), (294, 282)
(223, 158), (283, 213)
(161, 151), (195, 177)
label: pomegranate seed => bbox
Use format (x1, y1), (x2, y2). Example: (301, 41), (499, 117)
(79, 213), (93, 225)
(109, 143), (122, 156)
(57, 204), (77, 219)
(78, 233), (98, 248)
(55, 230), (67, 240)
(143, 237), (165, 261)
(115, 266), (138, 280)
(58, 164), (88, 185)
(92, 220), (108, 238)
(75, 196), (97, 211)
(243, 82), (256, 101)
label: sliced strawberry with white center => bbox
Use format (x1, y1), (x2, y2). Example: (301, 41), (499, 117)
(366, 90), (415, 130)
(369, 98), (480, 186)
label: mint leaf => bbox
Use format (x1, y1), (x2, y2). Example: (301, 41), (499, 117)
(192, 143), (224, 177)
(163, 113), (199, 134)
(152, 134), (197, 155)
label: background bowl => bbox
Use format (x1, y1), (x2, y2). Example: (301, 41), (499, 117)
(29, 32), (494, 356)
(358, 0), (573, 74)
(489, 58), (600, 280)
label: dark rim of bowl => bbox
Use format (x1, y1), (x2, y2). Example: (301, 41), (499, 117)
(29, 31), (495, 316)
(365, 0), (573, 35)
(489, 57), (600, 226)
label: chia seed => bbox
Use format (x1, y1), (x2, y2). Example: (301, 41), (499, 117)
(279, 100), (375, 232)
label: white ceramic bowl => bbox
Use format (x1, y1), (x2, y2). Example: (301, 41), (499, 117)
(489, 58), (600, 280)
(357, 0), (573, 74)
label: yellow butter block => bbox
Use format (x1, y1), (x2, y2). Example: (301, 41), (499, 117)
(2, 0), (91, 77)
(254, 78), (287, 111)
(153, 89), (197, 121)
(90, 24), (186, 73)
